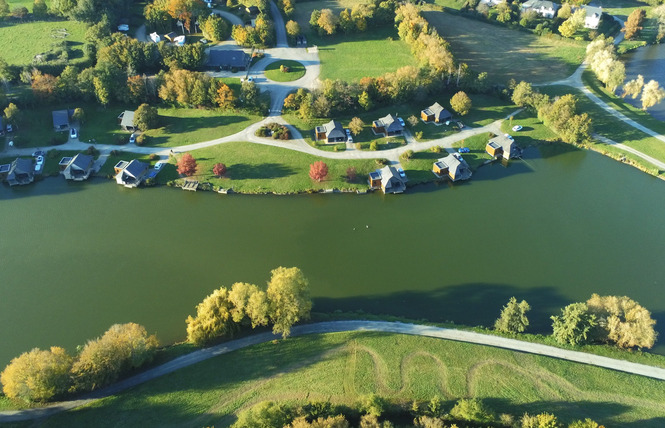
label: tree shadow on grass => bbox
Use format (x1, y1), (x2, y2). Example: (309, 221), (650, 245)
(228, 163), (295, 180)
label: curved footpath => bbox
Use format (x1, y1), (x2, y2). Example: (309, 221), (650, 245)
(1, 320), (664, 423)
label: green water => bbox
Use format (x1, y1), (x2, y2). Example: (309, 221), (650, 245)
(1, 145), (665, 366)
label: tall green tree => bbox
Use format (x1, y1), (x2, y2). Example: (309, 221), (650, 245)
(494, 297), (531, 334)
(641, 79), (665, 111)
(450, 91), (472, 116)
(32, 0), (48, 17)
(0, 0), (9, 17)
(4, 102), (21, 125)
(186, 286), (237, 345)
(267, 267), (312, 337)
(134, 103), (159, 130)
(551, 303), (597, 346)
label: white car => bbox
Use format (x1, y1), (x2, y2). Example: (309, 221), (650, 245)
(6, 124), (13, 133)
(154, 162), (164, 171)
(129, 133), (136, 144)
(345, 128), (353, 143)
(397, 117), (405, 127)
(512, 125), (523, 132)
(199, 38), (209, 44)
(70, 128), (78, 139)
(36, 156), (44, 166)
(505, 134), (514, 141)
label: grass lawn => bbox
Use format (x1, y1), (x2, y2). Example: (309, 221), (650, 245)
(171, 141), (379, 193)
(4, 106), (72, 149)
(36, 331), (665, 427)
(292, 1), (416, 81)
(0, 20), (88, 66)
(422, 9), (586, 84)
(7, 0), (51, 10)
(264, 60), (306, 82)
(140, 108), (263, 148)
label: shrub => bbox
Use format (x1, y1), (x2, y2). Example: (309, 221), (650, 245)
(450, 398), (495, 423)
(234, 401), (293, 428)
(415, 131), (424, 140)
(400, 149), (414, 161)
(85, 146), (99, 156)
(429, 145), (442, 153)
(135, 134), (146, 146)
(1, 347), (73, 402)
(369, 141), (378, 151)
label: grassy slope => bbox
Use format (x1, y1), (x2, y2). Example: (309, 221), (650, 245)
(422, 9), (587, 85)
(33, 332), (665, 428)
(0, 20), (88, 65)
(174, 141), (379, 193)
(292, 1), (416, 81)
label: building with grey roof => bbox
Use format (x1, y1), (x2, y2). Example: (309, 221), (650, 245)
(118, 110), (136, 131)
(315, 120), (347, 143)
(421, 102), (453, 123)
(115, 159), (149, 188)
(372, 114), (403, 136)
(5, 158), (34, 186)
(433, 153), (472, 182)
(207, 49), (251, 71)
(62, 154), (95, 181)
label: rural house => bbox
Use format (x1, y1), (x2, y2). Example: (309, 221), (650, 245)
(368, 165), (407, 194)
(432, 153), (472, 182)
(118, 110), (136, 131)
(206, 49), (251, 71)
(372, 114), (403, 136)
(421, 102), (453, 123)
(486, 135), (522, 160)
(315, 120), (347, 143)
(5, 158), (34, 186)
(520, 0), (560, 18)
(62, 154), (95, 181)
(582, 5), (602, 29)
(114, 159), (149, 188)
(52, 109), (74, 131)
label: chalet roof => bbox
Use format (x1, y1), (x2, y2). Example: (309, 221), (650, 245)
(439, 153), (471, 180)
(583, 5), (602, 17)
(207, 49), (250, 68)
(120, 110), (135, 128)
(124, 159), (148, 178)
(52, 110), (70, 128)
(11, 158), (33, 175)
(376, 114), (403, 133)
(320, 120), (345, 139)
(489, 134), (514, 150)
(70, 154), (94, 170)
(423, 102), (453, 120)
(522, 0), (560, 10)
(379, 165), (407, 192)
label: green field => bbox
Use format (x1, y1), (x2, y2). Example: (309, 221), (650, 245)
(264, 60), (306, 82)
(292, 1), (417, 81)
(31, 332), (665, 427)
(0, 20), (88, 65)
(422, 9), (587, 84)
(7, 0), (51, 10)
(170, 141), (380, 193)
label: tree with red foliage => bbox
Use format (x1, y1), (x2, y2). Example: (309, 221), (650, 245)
(346, 166), (357, 183)
(177, 153), (197, 176)
(309, 161), (328, 182)
(213, 163), (227, 177)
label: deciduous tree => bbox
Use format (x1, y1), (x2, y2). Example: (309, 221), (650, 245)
(551, 303), (597, 346)
(177, 153), (197, 176)
(285, 20), (300, 39)
(216, 83), (236, 109)
(0, 347), (72, 402)
(494, 297), (530, 334)
(201, 13), (229, 42)
(317, 9), (338, 35)
(134, 103), (159, 130)
(623, 8), (646, 39)
(212, 162), (227, 177)
(0, 0), (9, 17)
(4, 103), (21, 125)
(349, 117), (364, 135)
(641, 79), (665, 111)
(267, 267), (312, 337)
(32, 0), (48, 17)
(450, 91), (472, 116)
(450, 399), (495, 424)
(309, 161), (328, 182)
(186, 287), (237, 346)
(586, 293), (657, 348)
(622, 74), (644, 99)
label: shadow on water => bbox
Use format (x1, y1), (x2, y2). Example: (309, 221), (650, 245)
(314, 282), (570, 333)
(0, 176), (104, 201)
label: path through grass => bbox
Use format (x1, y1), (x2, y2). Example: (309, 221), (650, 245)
(0, 20), (88, 65)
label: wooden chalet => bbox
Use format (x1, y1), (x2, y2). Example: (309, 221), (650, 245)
(62, 154), (95, 181)
(433, 153), (472, 182)
(372, 114), (403, 136)
(421, 102), (452, 123)
(486, 135), (521, 160)
(5, 158), (34, 186)
(114, 159), (149, 188)
(315, 120), (346, 143)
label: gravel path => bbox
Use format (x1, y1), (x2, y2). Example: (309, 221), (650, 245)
(2, 320), (664, 423)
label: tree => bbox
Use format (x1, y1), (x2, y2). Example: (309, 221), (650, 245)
(0, 347), (72, 402)
(641, 79), (665, 111)
(359, 91), (373, 111)
(240, 81), (260, 110)
(235, 401), (293, 428)
(4, 103), (21, 125)
(134, 103), (159, 130)
(213, 162), (227, 177)
(359, 394), (386, 417)
(568, 419), (601, 428)
(512, 81), (535, 108)
(520, 412), (560, 428)
(346, 166), (357, 182)
(622, 74), (644, 99)
(450, 91), (472, 116)
(623, 8), (646, 39)
(349, 117), (364, 136)
(216, 83), (236, 109)
(167, 0), (208, 33)
(0, 0), (9, 17)
(177, 153), (197, 176)
(72, 107), (85, 124)
(557, 2), (572, 19)
(266, 266), (312, 337)
(12, 6), (29, 19)
(32, 0), (48, 17)
(551, 303), (597, 346)
(309, 161), (328, 182)
(186, 286), (237, 345)
(317, 9), (338, 35)
(202, 13), (230, 42)
(309, 9), (321, 30)
(450, 398), (495, 424)
(71, 323), (158, 392)
(586, 293), (658, 348)
(559, 8), (585, 38)
(285, 19), (300, 39)
(494, 297), (531, 333)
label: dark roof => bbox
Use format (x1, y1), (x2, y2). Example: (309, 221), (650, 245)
(11, 158), (33, 174)
(377, 114), (403, 133)
(0, 164), (11, 173)
(125, 159), (149, 178)
(322, 120), (345, 139)
(379, 166), (406, 192)
(70, 154), (94, 170)
(120, 110), (135, 128)
(52, 110), (70, 128)
(423, 102), (452, 121)
(439, 153), (471, 180)
(207, 49), (250, 68)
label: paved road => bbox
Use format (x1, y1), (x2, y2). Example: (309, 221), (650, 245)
(592, 133), (665, 170)
(269, 0), (288, 48)
(2, 320), (664, 423)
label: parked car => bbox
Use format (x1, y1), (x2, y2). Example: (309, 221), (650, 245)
(6, 124), (13, 133)
(397, 117), (405, 127)
(117, 24), (129, 32)
(456, 121), (464, 129)
(129, 133), (136, 144)
(199, 38), (209, 44)
(345, 129), (353, 143)
(397, 168), (406, 179)
(457, 147), (470, 154)
(154, 162), (164, 171)
(512, 125), (523, 132)
(32, 150), (45, 157)
(36, 156), (44, 166)
(70, 128), (78, 139)
(504, 134), (514, 141)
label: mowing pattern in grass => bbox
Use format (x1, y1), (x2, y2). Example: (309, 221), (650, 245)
(0, 20), (88, 65)
(264, 60), (306, 82)
(173, 141), (380, 193)
(422, 9), (586, 84)
(37, 332), (665, 428)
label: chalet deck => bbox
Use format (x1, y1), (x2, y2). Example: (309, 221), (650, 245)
(182, 180), (199, 191)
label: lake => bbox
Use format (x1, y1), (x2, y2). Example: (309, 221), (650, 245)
(1, 144), (665, 367)
(623, 43), (665, 120)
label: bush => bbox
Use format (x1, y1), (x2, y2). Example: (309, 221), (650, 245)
(450, 398), (495, 424)
(135, 134), (146, 146)
(85, 146), (99, 156)
(400, 149), (414, 161)
(0, 347), (73, 402)
(429, 145), (442, 153)
(369, 141), (378, 151)
(149, 153), (158, 160)
(415, 131), (424, 140)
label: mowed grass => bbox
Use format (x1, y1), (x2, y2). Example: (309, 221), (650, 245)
(34, 332), (665, 428)
(0, 20), (88, 65)
(172, 141), (379, 193)
(422, 9), (586, 84)
(264, 60), (306, 82)
(293, 1), (416, 81)
(141, 108), (263, 147)
(7, 0), (51, 10)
